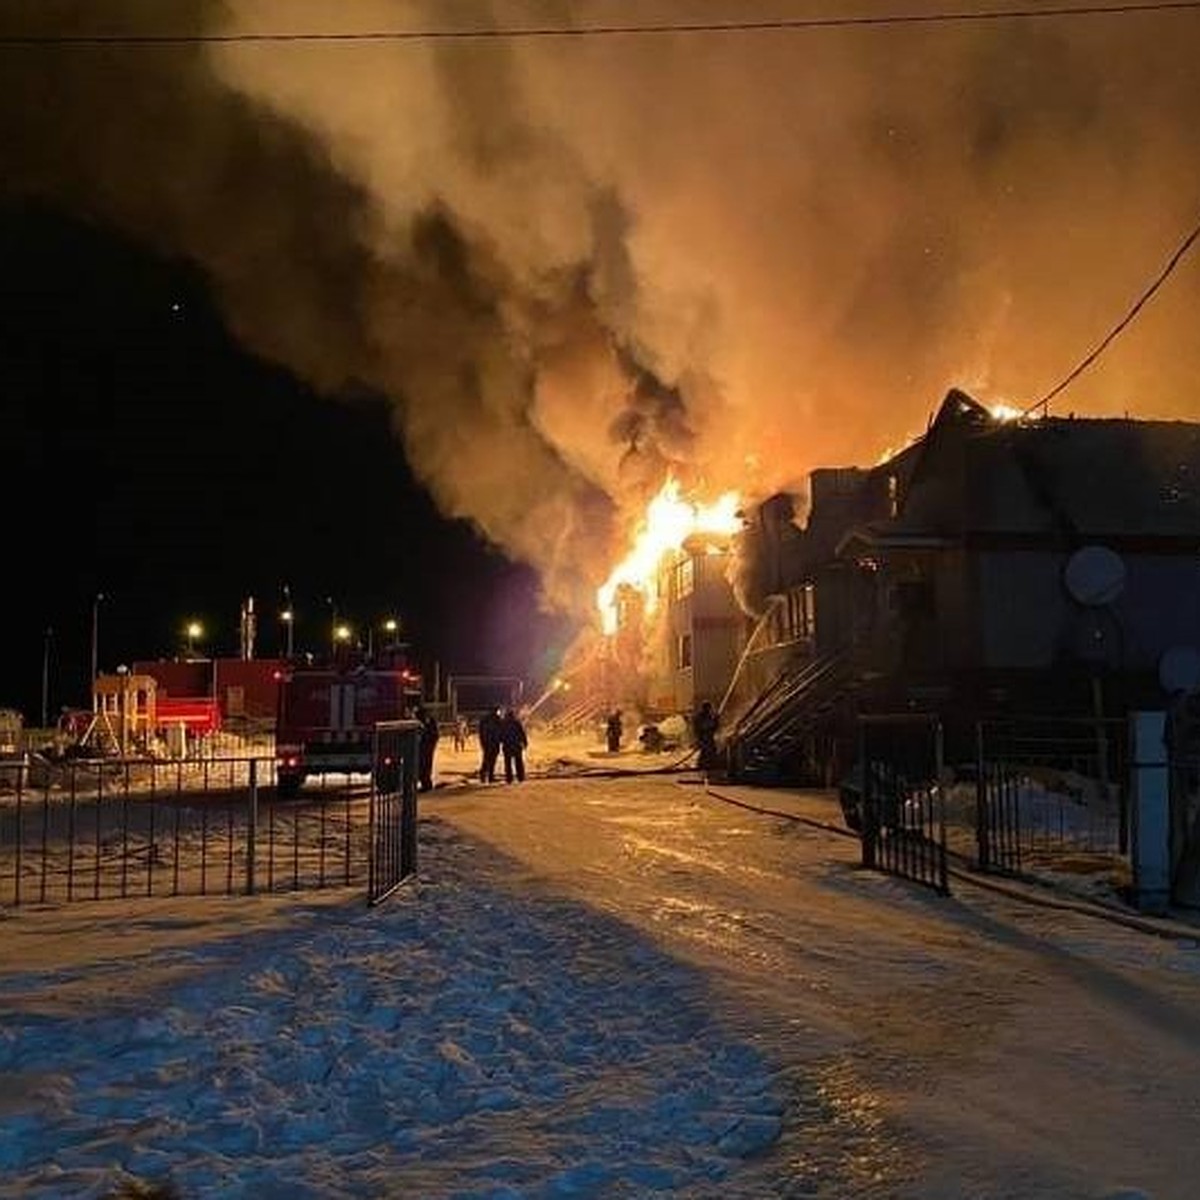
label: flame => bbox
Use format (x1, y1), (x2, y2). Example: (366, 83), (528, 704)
(988, 403), (1024, 422)
(878, 400), (1033, 462)
(597, 478), (741, 634)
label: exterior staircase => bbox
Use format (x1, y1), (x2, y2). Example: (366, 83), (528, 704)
(725, 650), (857, 784)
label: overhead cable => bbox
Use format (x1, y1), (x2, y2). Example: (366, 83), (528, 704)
(1023, 216), (1200, 416)
(2, 1), (1200, 46)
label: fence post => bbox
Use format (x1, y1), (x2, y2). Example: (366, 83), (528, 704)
(859, 723), (877, 869)
(1130, 711), (1170, 915)
(246, 757), (258, 896)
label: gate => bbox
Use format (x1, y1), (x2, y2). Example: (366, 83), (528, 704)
(975, 717), (1129, 878)
(858, 714), (948, 894)
(368, 720), (421, 905)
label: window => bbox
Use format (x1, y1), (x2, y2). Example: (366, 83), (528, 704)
(773, 583), (816, 644)
(678, 633), (693, 670)
(674, 557), (695, 601)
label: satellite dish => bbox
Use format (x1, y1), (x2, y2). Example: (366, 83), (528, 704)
(1064, 545), (1126, 607)
(1159, 645), (1200, 695)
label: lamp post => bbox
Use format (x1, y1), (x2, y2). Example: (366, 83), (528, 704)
(326, 596), (338, 656)
(41, 626), (53, 729)
(186, 620), (203, 658)
(279, 585), (294, 662)
(90, 592), (105, 685)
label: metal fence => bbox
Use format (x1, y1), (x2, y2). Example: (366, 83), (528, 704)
(368, 721), (422, 905)
(857, 714), (949, 895)
(0, 755), (376, 908)
(973, 717), (1129, 878)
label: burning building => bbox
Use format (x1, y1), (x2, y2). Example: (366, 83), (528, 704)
(725, 389), (1200, 783)
(549, 480), (745, 731)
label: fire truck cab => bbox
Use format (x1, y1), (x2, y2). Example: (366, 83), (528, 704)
(274, 655), (422, 798)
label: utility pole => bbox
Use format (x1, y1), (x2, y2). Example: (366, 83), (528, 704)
(90, 592), (104, 692)
(281, 584), (294, 659)
(41, 626), (53, 729)
(326, 596), (338, 657)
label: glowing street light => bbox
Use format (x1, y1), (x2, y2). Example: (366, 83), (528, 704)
(185, 620), (203, 657)
(334, 623), (352, 645)
(280, 584), (294, 658)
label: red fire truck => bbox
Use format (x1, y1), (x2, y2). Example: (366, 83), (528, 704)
(274, 655), (422, 797)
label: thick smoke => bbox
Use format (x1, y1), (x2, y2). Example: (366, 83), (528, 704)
(5, 0), (1200, 621)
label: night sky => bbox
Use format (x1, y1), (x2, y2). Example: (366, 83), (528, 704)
(2, 200), (574, 722)
(6, 2), (1200, 722)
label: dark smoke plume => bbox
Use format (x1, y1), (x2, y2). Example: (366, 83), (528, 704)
(5, 0), (1200, 622)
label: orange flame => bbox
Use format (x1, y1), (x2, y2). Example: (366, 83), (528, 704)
(987, 403), (1024, 422)
(597, 478), (741, 634)
(877, 401), (1032, 462)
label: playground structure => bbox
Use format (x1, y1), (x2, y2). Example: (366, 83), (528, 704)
(77, 671), (158, 756)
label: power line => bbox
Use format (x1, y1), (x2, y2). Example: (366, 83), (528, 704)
(2, 1), (1199, 46)
(1023, 217), (1200, 417)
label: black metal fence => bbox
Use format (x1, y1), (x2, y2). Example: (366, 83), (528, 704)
(973, 717), (1129, 878)
(368, 721), (421, 906)
(0, 755), (376, 908)
(857, 714), (949, 895)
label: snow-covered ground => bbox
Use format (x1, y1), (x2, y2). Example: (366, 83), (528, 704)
(3, 731), (1200, 1199)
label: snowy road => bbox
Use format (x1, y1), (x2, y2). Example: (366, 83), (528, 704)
(429, 773), (1200, 1200)
(2, 765), (1200, 1199)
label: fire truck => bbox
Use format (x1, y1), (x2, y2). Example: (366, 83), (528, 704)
(274, 653), (422, 797)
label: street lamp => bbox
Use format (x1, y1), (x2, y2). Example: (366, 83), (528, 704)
(90, 592), (105, 684)
(325, 596), (337, 653)
(41, 626), (53, 729)
(185, 620), (203, 657)
(370, 616), (400, 660)
(280, 607), (294, 659)
(333, 623), (352, 646)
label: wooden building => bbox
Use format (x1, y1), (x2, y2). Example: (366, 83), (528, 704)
(728, 390), (1200, 780)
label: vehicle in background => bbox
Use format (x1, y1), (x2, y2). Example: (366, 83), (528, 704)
(274, 652), (422, 798)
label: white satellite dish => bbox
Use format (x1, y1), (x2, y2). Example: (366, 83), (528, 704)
(1064, 545), (1126, 607)
(1159, 645), (1200, 695)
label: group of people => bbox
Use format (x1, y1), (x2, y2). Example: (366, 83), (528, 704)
(408, 704), (529, 790)
(477, 705), (528, 784)
(410, 697), (719, 792)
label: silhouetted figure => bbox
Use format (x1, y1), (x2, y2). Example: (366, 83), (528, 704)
(693, 701), (720, 771)
(500, 708), (528, 783)
(478, 706), (502, 783)
(605, 709), (623, 753)
(415, 705), (439, 791)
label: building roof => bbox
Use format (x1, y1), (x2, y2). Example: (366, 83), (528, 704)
(890, 390), (1200, 540)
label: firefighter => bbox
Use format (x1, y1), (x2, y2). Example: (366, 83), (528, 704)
(414, 705), (439, 791)
(500, 708), (528, 784)
(478, 706), (502, 783)
(693, 700), (720, 771)
(605, 709), (623, 753)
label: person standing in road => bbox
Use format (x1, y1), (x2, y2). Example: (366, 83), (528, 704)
(693, 700), (720, 771)
(452, 714), (469, 752)
(500, 708), (528, 784)
(414, 705), (439, 792)
(478, 706), (502, 783)
(605, 709), (623, 753)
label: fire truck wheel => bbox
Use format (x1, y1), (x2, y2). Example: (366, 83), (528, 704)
(276, 771), (305, 799)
